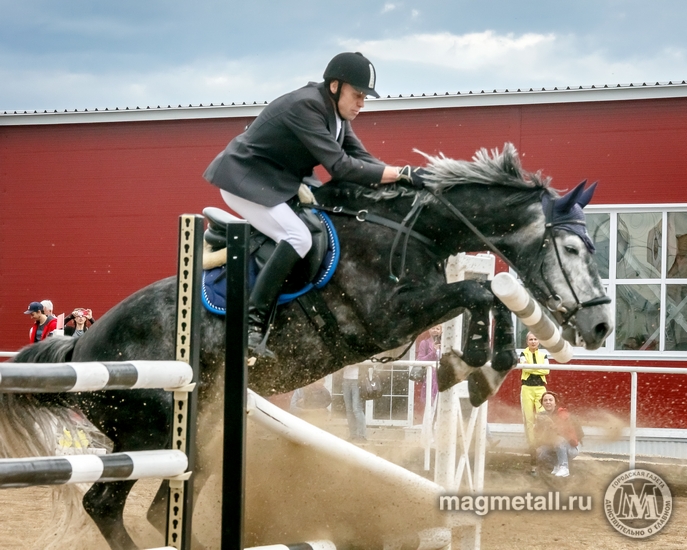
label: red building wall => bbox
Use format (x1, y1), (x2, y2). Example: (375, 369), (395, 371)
(2, 95), (687, 425)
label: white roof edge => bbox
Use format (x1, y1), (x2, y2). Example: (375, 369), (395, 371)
(366, 82), (687, 111)
(2, 82), (686, 126)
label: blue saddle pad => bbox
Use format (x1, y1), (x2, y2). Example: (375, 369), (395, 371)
(201, 210), (339, 315)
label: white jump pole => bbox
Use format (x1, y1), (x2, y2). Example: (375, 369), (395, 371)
(246, 390), (443, 495)
(491, 272), (573, 363)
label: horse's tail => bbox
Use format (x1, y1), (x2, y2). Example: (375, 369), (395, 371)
(11, 334), (77, 363)
(3, 337), (101, 550)
(1, 336), (80, 458)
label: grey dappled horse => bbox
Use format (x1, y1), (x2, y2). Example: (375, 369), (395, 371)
(4, 143), (612, 549)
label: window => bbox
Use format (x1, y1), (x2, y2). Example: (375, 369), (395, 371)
(582, 205), (687, 356)
(369, 361), (412, 426)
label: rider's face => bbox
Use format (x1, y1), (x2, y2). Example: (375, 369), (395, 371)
(331, 81), (366, 121)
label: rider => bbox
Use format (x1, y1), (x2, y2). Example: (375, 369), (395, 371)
(203, 52), (427, 357)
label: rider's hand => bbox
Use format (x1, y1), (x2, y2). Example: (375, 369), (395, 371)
(397, 165), (431, 189)
(298, 183), (317, 205)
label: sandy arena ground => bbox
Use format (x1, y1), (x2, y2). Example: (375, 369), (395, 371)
(2, 442), (686, 550)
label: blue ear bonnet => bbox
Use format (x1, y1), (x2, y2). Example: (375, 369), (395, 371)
(543, 181), (597, 254)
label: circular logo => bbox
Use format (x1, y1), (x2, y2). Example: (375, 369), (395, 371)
(604, 469), (672, 538)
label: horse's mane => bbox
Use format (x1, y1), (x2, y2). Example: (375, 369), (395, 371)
(362, 142), (553, 202)
(421, 142), (551, 192)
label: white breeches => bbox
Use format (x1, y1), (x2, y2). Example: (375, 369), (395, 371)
(220, 189), (312, 259)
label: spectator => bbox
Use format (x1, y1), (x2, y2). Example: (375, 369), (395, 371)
(64, 308), (96, 338)
(534, 391), (583, 478)
(414, 325), (441, 424)
(40, 299), (54, 317)
(25, 301), (57, 343)
(417, 325), (442, 362)
(342, 364), (366, 442)
(289, 379), (332, 422)
(519, 332), (549, 476)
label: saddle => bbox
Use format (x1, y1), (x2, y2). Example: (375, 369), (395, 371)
(201, 205), (338, 313)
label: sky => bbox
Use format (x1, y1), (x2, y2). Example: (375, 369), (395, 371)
(2, 0), (686, 112)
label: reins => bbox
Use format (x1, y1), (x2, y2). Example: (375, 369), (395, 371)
(314, 197), (442, 281)
(313, 180), (610, 355)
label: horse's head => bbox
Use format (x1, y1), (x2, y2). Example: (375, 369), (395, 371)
(526, 181), (613, 349)
(415, 144), (612, 350)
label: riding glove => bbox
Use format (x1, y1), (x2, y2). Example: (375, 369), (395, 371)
(397, 165), (431, 189)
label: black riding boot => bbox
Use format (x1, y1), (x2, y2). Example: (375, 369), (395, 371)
(248, 240), (301, 358)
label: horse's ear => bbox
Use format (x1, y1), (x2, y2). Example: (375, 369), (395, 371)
(555, 180), (587, 213)
(577, 181), (598, 208)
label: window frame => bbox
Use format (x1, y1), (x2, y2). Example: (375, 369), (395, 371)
(576, 202), (687, 360)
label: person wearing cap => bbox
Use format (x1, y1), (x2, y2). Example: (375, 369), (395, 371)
(25, 301), (58, 343)
(203, 51), (428, 357)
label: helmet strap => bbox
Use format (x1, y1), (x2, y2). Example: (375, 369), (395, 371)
(326, 79), (344, 118)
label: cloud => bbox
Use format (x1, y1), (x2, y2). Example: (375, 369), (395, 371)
(2, 28), (685, 112)
(381, 3), (397, 14)
(342, 31), (557, 70)
(341, 30), (687, 92)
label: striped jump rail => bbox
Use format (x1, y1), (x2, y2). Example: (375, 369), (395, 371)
(491, 272), (573, 362)
(0, 361), (193, 393)
(0, 450), (188, 488)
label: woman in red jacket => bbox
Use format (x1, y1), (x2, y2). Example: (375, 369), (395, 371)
(534, 391), (582, 478)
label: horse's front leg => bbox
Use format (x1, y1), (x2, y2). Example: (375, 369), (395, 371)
(461, 298), (492, 367)
(438, 295), (518, 399)
(467, 298), (518, 407)
(369, 279), (495, 349)
(436, 299), (494, 392)
(490, 298), (518, 372)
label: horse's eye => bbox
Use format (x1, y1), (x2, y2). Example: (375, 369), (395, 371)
(565, 245), (579, 255)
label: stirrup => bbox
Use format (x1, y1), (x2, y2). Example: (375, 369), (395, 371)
(248, 328), (276, 360)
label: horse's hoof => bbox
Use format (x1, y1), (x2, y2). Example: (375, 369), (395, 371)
(467, 366), (511, 407)
(467, 369), (491, 407)
(437, 351), (471, 391)
(437, 362), (457, 392)
(491, 350), (517, 372)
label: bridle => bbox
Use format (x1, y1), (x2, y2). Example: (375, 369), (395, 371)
(433, 189), (611, 330)
(317, 186), (610, 332)
(536, 196), (612, 327)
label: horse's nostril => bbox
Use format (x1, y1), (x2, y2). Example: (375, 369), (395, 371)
(595, 322), (611, 341)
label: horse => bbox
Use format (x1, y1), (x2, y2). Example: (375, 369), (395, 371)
(4, 143), (612, 549)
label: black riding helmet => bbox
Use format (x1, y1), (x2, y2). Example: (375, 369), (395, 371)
(323, 52), (380, 100)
